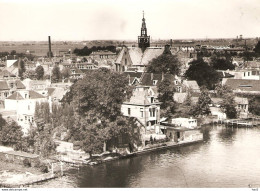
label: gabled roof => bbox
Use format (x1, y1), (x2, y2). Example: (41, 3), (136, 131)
(224, 79), (260, 92)
(6, 92), (24, 100)
(183, 80), (200, 91)
(47, 88), (56, 96)
(141, 73), (175, 86)
(0, 69), (16, 78)
(28, 90), (45, 99)
(123, 71), (143, 78)
(15, 80), (26, 89)
(0, 81), (9, 90)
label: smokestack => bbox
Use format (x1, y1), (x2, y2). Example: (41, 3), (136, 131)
(170, 39), (173, 47)
(48, 36), (52, 58)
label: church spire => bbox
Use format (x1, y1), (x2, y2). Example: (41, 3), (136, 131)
(138, 11), (150, 51)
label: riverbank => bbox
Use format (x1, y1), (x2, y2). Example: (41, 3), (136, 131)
(86, 138), (204, 166)
(0, 160), (43, 187)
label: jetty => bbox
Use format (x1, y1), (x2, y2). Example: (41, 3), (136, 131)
(213, 118), (260, 127)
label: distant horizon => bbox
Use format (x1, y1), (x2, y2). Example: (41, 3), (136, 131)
(0, 36), (258, 43)
(1, 0), (260, 41)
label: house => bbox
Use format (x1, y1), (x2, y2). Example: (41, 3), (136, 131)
(210, 96), (249, 119)
(171, 117), (198, 129)
(160, 121), (203, 143)
(115, 45), (174, 72)
(227, 69), (260, 80)
(121, 86), (161, 131)
(0, 79), (26, 108)
(223, 78), (260, 95)
(4, 90), (48, 133)
(90, 50), (116, 61)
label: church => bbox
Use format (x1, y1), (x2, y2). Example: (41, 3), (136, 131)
(115, 12), (175, 72)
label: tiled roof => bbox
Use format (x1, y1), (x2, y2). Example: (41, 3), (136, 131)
(127, 90), (151, 105)
(28, 90), (45, 99)
(15, 80), (26, 89)
(47, 88), (56, 96)
(123, 72), (143, 78)
(141, 73), (175, 86)
(51, 88), (68, 101)
(224, 79), (260, 92)
(6, 92), (24, 100)
(183, 80), (200, 91)
(115, 47), (126, 63)
(0, 69), (16, 78)
(116, 46), (177, 66)
(0, 81), (9, 90)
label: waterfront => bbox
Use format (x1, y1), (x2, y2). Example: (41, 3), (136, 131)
(36, 125), (260, 188)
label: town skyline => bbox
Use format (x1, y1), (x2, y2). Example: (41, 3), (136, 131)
(0, 0), (260, 41)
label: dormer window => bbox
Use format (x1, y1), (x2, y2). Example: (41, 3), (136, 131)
(151, 97), (154, 103)
(174, 80), (178, 85)
(153, 80), (158, 85)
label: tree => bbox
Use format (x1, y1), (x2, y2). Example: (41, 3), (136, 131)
(63, 68), (139, 156)
(51, 66), (61, 83)
(220, 93), (237, 119)
(192, 86), (212, 116)
(23, 69), (36, 79)
(18, 60), (26, 79)
(10, 50), (16, 55)
(214, 84), (233, 97)
(68, 68), (133, 121)
(254, 40), (260, 55)
(35, 65), (44, 80)
(157, 78), (176, 118)
(0, 122), (23, 147)
(61, 67), (71, 79)
(185, 58), (219, 90)
(249, 96), (260, 116)
(146, 53), (181, 75)
(210, 55), (235, 70)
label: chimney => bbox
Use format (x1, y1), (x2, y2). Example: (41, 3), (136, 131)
(170, 39), (173, 47)
(48, 36), (52, 58)
(163, 44), (171, 54)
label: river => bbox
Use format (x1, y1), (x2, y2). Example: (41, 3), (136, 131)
(36, 125), (260, 188)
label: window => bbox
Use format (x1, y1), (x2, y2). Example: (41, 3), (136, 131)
(25, 94), (27, 98)
(128, 108), (131, 115)
(25, 116), (27, 121)
(28, 105), (30, 110)
(125, 58), (127, 65)
(174, 80), (178, 85)
(10, 83), (14, 88)
(149, 108), (156, 117)
(153, 80), (157, 85)
(4, 92), (8, 98)
(140, 108), (144, 117)
(151, 97), (154, 103)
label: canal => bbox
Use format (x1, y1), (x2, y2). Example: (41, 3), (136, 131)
(39, 125), (260, 188)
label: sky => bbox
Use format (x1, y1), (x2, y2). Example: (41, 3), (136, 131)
(0, 0), (260, 41)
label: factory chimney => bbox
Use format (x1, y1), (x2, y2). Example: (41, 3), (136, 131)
(48, 36), (52, 58)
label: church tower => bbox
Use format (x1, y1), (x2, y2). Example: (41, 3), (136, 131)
(138, 11), (150, 51)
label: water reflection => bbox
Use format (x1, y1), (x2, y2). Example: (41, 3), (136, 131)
(46, 125), (260, 188)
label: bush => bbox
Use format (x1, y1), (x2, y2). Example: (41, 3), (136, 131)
(23, 158), (31, 167)
(39, 164), (49, 173)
